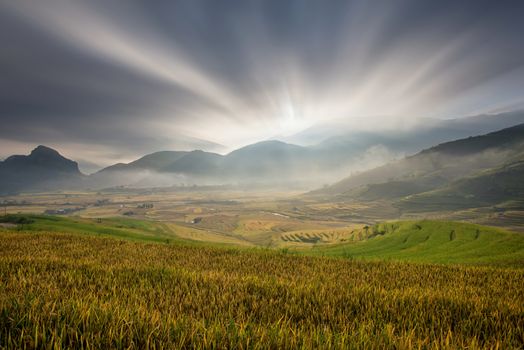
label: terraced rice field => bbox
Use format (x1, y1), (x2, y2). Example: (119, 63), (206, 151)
(1, 230), (523, 349)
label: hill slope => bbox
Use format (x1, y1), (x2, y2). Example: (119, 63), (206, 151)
(162, 150), (224, 176)
(221, 141), (314, 181)
(398, 160), (524, 212)
(2, 214), (522, 266)
(311, 220), (524, 265)
(100, 151), (188, 173)
(317, 124), (524, 201)
(88, 151), (189, 188)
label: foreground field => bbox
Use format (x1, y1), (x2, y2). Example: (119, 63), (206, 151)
(1, 232), (523, 349)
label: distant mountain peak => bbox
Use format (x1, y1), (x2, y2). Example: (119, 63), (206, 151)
(30, 145), (62, 157)
(229, 140), (304, 155)
(0, 145), (83, 194)
(5, 145), (75, 165)
(252, 140), (296, 147)
(25, 145), (79, 171)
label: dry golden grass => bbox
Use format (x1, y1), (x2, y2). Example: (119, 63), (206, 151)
(165, 223), (252, 246)
(1, 231), (523, 349)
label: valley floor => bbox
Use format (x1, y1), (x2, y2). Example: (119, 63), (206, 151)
(2, 188), (524, 249)
(1, 189), (524, 348)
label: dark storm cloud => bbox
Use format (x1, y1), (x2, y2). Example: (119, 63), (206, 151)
(0, 7), (227, 146)
(1, 0), (524, 164)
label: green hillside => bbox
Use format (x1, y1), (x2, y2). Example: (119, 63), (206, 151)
(398, 160), (524, 212)
(310, 220), (524, 265)
(0, 214), (178, 243)
(0, 214), (254, 248)
(315, 124), (524, 201)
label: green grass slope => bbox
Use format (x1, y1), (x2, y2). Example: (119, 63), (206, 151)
(0, 214), (253, 248)
(0, 214), (187, 244)
(311, 220), (524, 266)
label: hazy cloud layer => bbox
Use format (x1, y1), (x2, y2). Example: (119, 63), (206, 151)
(1, 0), (523, 165)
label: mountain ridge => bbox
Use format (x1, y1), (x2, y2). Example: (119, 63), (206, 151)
(2, 111), (524, 193)
(313, 123), (524, 211)
(0, 145), (84, 193)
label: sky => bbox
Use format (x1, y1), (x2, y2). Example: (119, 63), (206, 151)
(1, 0), (524, 171)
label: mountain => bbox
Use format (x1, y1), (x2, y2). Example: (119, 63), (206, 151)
(87, 115), (524, 189)
(158, 141), (313, 184)
(4, 112), (524, 193)
(0, 145), (84, 194)
(274, 110), (524, 187)
(108, 141), (321, 187)
(99, 151), (188, 173)
(88, 151), (189, 188)
(162, 150), (223, 177)
(315, 124), (524, 203)
(221, 141), (314, 181)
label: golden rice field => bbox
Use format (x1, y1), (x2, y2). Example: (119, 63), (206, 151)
(1, 231), (523, 349)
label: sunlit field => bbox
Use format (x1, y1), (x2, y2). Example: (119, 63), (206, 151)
(1, 231), (523, 349)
